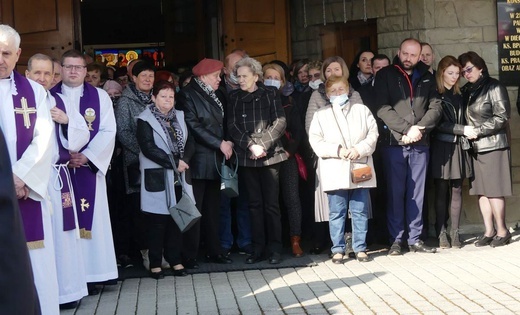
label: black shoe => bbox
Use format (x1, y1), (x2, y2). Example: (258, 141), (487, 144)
(388, 242), (402, 256)
(118, 255), (134, 268)
(207, 254), (233, 264)
(239, 244), (254, 255)
(59, 301), (79, 310)
(87, 283), (99, 296)
(98, 279), (118, 286)
(268, 252), (281, 264)
(172, 268), (188, 277)
(150, 270), (164, 279)
(490, 231), (512, 247)
(475, 232), (496, 247)
(222, 248), (231, 258)
(245, 254), (265, 264)
(184, 258), (199, 269)
(409, 240), (437, 253)
(309, 246), (325, 255)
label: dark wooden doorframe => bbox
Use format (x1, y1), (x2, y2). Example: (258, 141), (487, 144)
(320, 19), (377, 67)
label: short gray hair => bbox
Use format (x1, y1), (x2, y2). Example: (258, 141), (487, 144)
(0, 24), (21, 49)
(234, 57), (263, 78)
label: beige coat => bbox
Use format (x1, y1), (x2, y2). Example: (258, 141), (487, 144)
(309, 101), (378, 192)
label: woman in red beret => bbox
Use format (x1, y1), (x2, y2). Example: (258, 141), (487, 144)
(176, 58), (234, 268)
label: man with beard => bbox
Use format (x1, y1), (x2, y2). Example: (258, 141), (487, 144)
(375, 38), (442, 255)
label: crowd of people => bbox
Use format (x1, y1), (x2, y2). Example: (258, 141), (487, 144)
(1, 20), (513, 314)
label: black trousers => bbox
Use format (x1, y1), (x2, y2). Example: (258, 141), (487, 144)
(241, 164), (282, 256)
(183, 179), (222, 258)
(146, 185), (183, 269)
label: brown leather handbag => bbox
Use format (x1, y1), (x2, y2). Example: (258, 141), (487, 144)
(351, 162), (373, 184)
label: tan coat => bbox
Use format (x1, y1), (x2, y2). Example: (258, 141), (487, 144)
(309, 101), (378, 192)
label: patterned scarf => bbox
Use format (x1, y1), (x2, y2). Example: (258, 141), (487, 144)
(149, 104), (184, 158)
(129, 83), (153, 105)
(194, 77), (224, 117)
(357, 71), (373, 86)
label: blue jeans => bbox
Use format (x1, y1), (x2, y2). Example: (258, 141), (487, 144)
(327, 188), (369, 254)
(219, 187), (251, 250)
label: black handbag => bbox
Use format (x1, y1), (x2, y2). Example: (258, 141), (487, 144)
(215, 151), (239, 198)
(166, 155), (201, 233)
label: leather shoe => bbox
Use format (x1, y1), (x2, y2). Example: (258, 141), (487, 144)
(60, 301), (79, 310)
(409, 240), (436, 253)
(355, 252), (372, 262)
(150, 270), (164, 279)
(490, 231), (512, 247)
(207, 254), (233, 264)
(245, 254), (265, 264)
(183, 258), (199, 269)
(331, 253), (344, 264)
(172, 268), (188, 277)
(269, 252), (281, 264)
(388, 242), (402, 255)
(475, 232), (496, 247)
(309, 245), (325, 255)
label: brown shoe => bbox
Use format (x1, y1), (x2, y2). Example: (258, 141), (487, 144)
(291, 236), (304, 257)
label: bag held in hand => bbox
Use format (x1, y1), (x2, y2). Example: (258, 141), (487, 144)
(168, 192), (201, 233)
(215, 152), (239, 198)
(351, 162), (372, 184)
(166, 155), (201, 233)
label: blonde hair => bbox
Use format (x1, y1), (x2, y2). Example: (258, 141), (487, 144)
(262, 63), (286, 87)
(436, 55), (461, 94)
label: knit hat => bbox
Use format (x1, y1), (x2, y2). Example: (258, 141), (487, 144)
(192, 58), (223, 76)
(103, 80), (123, 95)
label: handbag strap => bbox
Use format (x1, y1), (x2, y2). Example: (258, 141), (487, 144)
(165, 154), (189, 208)
(214, 149), (238, 179)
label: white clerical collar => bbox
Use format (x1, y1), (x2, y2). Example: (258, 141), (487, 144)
(62, 83), (84, 97)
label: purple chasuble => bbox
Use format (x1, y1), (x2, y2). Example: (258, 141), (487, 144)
(12, 71), (44, 249)
(50, 92), (76, 231)
(51, 83), (100, 238)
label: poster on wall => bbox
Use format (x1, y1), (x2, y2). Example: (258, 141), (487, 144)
(497, 0), (520, 86)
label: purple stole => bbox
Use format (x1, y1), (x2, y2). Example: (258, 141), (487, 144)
(50, 92), (76, 231)
(12, 71), (44, 249)
(51, 82), (100, 239)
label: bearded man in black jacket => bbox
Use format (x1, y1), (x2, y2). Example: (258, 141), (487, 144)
(375, 38), (442, 255)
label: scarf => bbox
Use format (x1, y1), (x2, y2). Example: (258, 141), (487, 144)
(194, 77), (224, 117)
(129, 83), (153, 105)
(357, 71), (373, 86)
(149, 104), (184, 158)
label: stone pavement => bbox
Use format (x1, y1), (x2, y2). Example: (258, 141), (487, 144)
(62, 230), (520, 315)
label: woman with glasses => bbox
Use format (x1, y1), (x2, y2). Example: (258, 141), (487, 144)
(458, 51), (512, 247)
(430, 56), (473, 248)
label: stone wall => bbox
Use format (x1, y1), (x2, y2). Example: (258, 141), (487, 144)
(290, 0), (520, 228)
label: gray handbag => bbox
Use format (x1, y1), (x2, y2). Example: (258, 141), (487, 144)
(215, 151), (239, 198)
(166, 155), (201, 233)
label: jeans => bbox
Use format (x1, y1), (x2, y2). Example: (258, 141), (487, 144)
(382, 145), (429, 245)
(327, 188), (369, 254)
(219, 185), (252, 250)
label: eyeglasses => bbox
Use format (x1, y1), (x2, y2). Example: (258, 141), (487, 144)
(462, 66), (475, 75)
(307, 73), (321, 80)
(62, 64), (86, 71)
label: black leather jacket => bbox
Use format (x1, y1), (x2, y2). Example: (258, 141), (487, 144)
(176, 79), (227, 180)
(432, 89), (465, 143)
(462, 75), (510, 153)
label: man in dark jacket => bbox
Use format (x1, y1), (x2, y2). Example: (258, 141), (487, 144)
(375, 38), (442, 255)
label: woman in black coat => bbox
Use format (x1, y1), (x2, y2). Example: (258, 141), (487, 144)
(430, 56), (473, 249)
(228, 57), (287, 264)
(176, 58), (234, 267)
(458, 51), (512, 248)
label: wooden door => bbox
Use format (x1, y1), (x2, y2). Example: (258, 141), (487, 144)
(1, 0), (76, 70)
(221, 0), (290, 64)
(321, 19), (377, 67)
